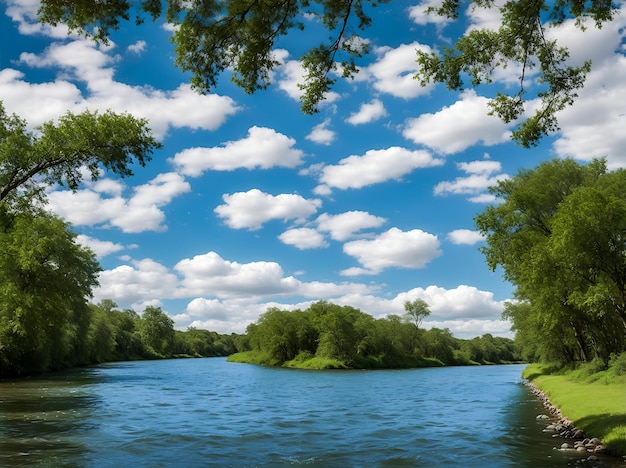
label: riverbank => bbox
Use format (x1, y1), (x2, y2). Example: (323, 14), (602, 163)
(522, 362), (626, 459)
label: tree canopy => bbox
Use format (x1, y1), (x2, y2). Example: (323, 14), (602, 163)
(476, 158), (626, 363)
(0, 102), (162, 375)
(36, 0), (619, 147)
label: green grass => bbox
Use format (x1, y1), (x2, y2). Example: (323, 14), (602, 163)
(523, 362), (626, 455)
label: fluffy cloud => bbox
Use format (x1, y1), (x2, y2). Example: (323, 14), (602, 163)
(403, 90), (511, 154)
(434, 158), (509, 202)
(447, 229), (484, 245)
(306, 119), (336, 145)
(93, 258), (180, 307)
(214, 189), (322, 230)
(342, 227), (442, 275)
(316, 211), (387, 241)
(279, 228), (328, 249)
(171, 126), (305, 176)
(315, 146), (442, 193)
(48, 172), (191, 232)
(76, 234), (125, 258)
(361, 42), (435, 98)
(408, 0), (453, 26)
(0, 39), (239, 138)
(346, 99), (388, 125)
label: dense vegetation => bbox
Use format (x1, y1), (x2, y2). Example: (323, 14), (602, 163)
(476, 158), (626, 365)
(229, 301), (520, 369)
(1, 299), (238, 377)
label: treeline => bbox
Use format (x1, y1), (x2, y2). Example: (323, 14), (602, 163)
(476, 158), (626, 364)
(231, 301), (520, 369)
(1, 299), (238, 378)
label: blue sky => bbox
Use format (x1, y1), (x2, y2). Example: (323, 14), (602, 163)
(2, 1), (626, 338)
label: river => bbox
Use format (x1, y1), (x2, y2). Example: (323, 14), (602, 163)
(0, 359), (620, 467)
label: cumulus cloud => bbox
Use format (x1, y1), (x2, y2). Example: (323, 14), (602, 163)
(214, 189), (322, 230)
(273, 52), (340, 105)
(48, 172), (191, 232)
(545, 10), (626, 167)
(434, 158), (508, 202)
(0, 39), (239, 138)
(447, 229), (484, 245)
(315, 146), (442, 193)
(342, 227), (442, 275)
(93, 258), (180, 307)
(171, 126), (305, 176)
(279, 228), (328, 249)
(316, 211), (387, 241)
(76, 234), (125, 258)
(127, 40), (147, 54)
(346, 99), (388, 125)
(306, 119), (336, 145)
(408, 0), (453, 26)
(361, 42), (435, 99)
(403, 90), (511, 154)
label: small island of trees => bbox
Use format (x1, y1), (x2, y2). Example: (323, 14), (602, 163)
(229, 300), (520, 369)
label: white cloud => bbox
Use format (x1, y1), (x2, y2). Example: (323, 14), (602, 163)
(316, 211), (387, 241)
(274, 55), (340, 105)
(342, 227), (441, 275)
(396, 284), (505, 321)
(447, 229), (484, 245)
(93, 258), (180, 307)
(48, 172), (191, 232)
(171, 126), (305, 176)
(306, 119), (336, 145)
(214, 189), (322, 230)
(316, 146), (442, 192)
(434, 158), (509, 202)
(361, 42), (435, 99)
(408, 0), (453, 26)
(76, 234), (125, 258)
(279, 228), (328, 249)
(0, 39), (240, 138)
(127, 40), (146, 54)
(346, 99), (388, 125)
(403, 90), (511, 154)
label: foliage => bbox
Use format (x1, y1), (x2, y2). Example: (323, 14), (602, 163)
(0, 209), (99, 375)
(477, 158), (626, 364)
(230, 301), (520, 369)
(0, 103), (161, 208)
(35, 0), (619, 146)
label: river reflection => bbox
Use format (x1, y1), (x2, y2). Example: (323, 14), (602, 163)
(0, 368), (101, 466)
(0, 360), (623, 467)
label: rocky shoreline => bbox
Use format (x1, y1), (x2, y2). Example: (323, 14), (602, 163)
(525, 380), (625, 464)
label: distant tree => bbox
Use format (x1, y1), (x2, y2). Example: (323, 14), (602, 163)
(403, 298), (431, 329)
(36, 0), (619, 146)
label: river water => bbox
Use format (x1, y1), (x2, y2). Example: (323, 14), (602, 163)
(0, 359), (620, 467)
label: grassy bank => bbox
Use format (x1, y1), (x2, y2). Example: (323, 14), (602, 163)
(522, 360), (626, 456)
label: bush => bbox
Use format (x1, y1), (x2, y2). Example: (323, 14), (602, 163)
(608, 352), (626, 376)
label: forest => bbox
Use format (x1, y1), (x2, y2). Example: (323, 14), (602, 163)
(229, 300), (520, 369)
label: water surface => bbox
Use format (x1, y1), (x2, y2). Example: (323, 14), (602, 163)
(0, 359), (619, 466)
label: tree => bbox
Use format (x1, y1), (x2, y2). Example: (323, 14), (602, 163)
(0, 102), (161, 208)
(0, 210), (100, 375)
(36, 0), (618, 146)
(476, 158), (626, 363)
(139, 306), (176, 356)
(403, 298), (431, 329)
